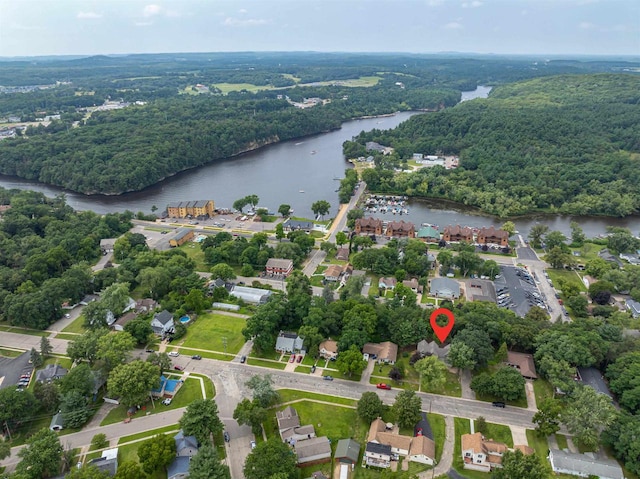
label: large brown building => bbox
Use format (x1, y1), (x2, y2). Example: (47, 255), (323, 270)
(385, 221), (416, 238)
(167, 200), (215, 219)
(355, 218), (383, 235)
(169, 228), (195, 247)
(443, 225), (473, 243)
(477, 226), (509, 247)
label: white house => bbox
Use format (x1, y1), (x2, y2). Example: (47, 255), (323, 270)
(318, 339), (338, 360)
(151, 310), (175, 336)
(365, 442), (392, 468)
(275, 332), (304, 353)
(461, 432), (507, 472)
(548, 449), (624, 479)
(408, 435), (436, 466)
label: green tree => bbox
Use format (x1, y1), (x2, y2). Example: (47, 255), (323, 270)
(137, 434), (177, 474)
(124, 318), (153, 345)
(210, 263), (236, 281)
(108, 360), (160, 407)
(60, 390), (92, 428)
(67, 328), (108, 364)
(0, 387), (38, 433)
(562, 386), (617, 451)
(451, 328), (494, 369)
(501, 221), (516, 236)
(40, 336), (52, 358)
(532, 398), (562, 437)
(392, 390), (422, 429)
(189, 444), (231, 479)
(566, 295), (588, 317)
(91, 433), (109, 450)
(545, 246), (570, 269)
(179, 398), (224, 445)
(246, 374), (280, 408)
(65, 465), (111, 479)
(570, 221), (586, 247)
(335, 231), (348, 248)
(0, 438), (10, 460)
(97, 331), (136, 370)
(146, 352), (172, 375)
(243, 438), (297, 479)
(311, 200), (331, 218)
(233, 198), (248, 213)
(59, 363), (94, 397)
(357, 391), (385, 423)
(33, 380), (60, 413)
(602, 412), (640, 476)
(245, 194), (260, 208)
(278, 204), (291, 217)
(447, 341), (476, 371)
(114, 461), (148, 479)
(30, 347), (43, 368)
(528, 224), (549, 249)
(606, 351), (640, 413)
(233, 398), (268, 436)
(336, 346), (367, 378)
(241, 263), (254, 276)
(475, 416), (487, 435)
(493, 450), (549, 479)
(437, 250), (454, 272)
(545, 231), (568, 251)
(275, 223), (285, 241)
(414, 356), (447, 391)
(16, 428), (63, 479)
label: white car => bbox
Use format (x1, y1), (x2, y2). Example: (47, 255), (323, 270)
(250, 440), (256, 449)
(162, 398), (172, 406)
(168, 352), (179, 357)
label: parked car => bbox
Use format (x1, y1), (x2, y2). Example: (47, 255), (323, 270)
(162, 398), (172, 406)
(64, 313), (71, 319)
(224, 431), (230, 442)
(168, 351), (179, 357)
(492, 401), (506, 408)
(310, 365), (316, 373)
(289, 354), (296, 363)
(323, 375), (333, 381)
(376, 383), (391, 390)
(296, 355), (303, 363)
(240, 355), (247, 363)
(174, 365), (184, 371)
(191, 355), (202, 360)
(145, 349), (155, 353)
(250, 440), (256, 449)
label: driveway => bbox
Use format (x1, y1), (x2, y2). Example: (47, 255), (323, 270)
(510, 425), (529, 447)
(460, 370), (476, 400)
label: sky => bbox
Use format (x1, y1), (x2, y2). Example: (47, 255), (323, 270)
(0, 0), (638, 57)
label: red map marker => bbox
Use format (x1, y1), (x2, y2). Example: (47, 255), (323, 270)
(430, 308), (455, 344)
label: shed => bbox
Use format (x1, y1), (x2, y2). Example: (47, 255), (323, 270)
(49, 412), (64, 431)
(548, 449), (623, 479)
(335, 438), (361, 465)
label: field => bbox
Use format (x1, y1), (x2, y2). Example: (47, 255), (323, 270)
(176, 242), (209, 271)
(61, 315), (86, 334)
(179, 313), (246, 354)
(546, 269), (587, 293)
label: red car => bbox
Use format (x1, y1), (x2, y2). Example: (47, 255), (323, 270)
(296, 355), (303, 363)
(174, 365), (184, 371)
(289, 354), (296, 363)
(376, 383), (391, 390)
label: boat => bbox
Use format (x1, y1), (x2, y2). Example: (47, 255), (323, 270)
(311, 150), (317, 155)
(299, 190), (305, 193)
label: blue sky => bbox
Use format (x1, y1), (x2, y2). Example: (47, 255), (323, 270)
(0, 0), (638, 57)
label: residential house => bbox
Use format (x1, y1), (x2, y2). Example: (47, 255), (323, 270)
(336, 247), (350, 261)
(477, 227), (510, 247)
(429, 277), (461, 299)
(577, 367), (615, 400)
(402, 278), (423, 293)
(416, 340), (450, 361)
(112, 311), (137, 332)
(365, 142), (393, 155)
(151, 310), (175, 336)
(100, 238), (116, 254)
(80, 294), (99, 305)
(408, 435), (437, 466)
(49, 412), (64, 432)
(626, 299), (640, 318)
(135, 298), (158, 313)
(416, 226), (441, 243)
(324, 265), (344, 282)
(89, 448), (118, 476)
(505, 351), (538, 380)
(275, 332), (304, 353)
(355, 218), (383, 235)
(265, 258), (294, 277)
(318, 340), (338, 360)
(277, 406), (301, 438)
(363, 342), (398, 364)
(169, 228), (195, 247)
(283, 424), (316, 443)
(385, 221), (416, 238)
(36, 364), (68, 383)
(461, 432), (507, 472)
(335, 439), (361, 465)
(368, 418), (411, 456)
(378, 277), (397, 290)
(230, 285), (272, 304)
(167, 456), (190, 479)
(443, 225), (473, 243)
(294, 436), (332, 465)
(548, 449), (624, 479)
(365, 442), (393, 468)
(174, 430), (199, 457)
(284, 219), (314, 232)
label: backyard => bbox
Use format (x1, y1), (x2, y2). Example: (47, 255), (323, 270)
(179, 312), (246, 354)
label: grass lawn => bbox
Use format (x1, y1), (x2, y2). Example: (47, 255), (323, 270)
(41, 356), (73, 370)
(53, 333), (82, 341)
(189, 372), (215, 398)
(61, 315), (86, 334)
(429, 370), (462, 397)
(176, 242), (209, 272)
(483, 422), (513, 447)
(180, 313), (246, 354)
(429, 413), (446, 462)
(322, 366), (362, 381)
(247, 358), (286, 370)
(354, 461), (430, 478)
(0, 325), (49, 337)
(213, 82), (274, 94)
(118, 425), (180, 444)
(555, 433), (568, 450)
(296, 365), (312, 374)
(276, 389), (357, 407)
(532, 378), (555, 404)
(453, 417), (472, 474)
(546, 268), (587, 293)
(250, 349), (281, 360)
(101, 377), (203, 426)
(570, 242), (605, 263)
(0, 347), (22, 357)
(526, 429), (550, 461)
(116, 443), (165, 479)
(176, 347), (233, 361)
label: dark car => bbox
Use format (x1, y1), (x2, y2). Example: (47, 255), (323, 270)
(145, 349), (154, 353)
(240, 355), (247, 363)
(310, 365), (316, 373)
(191, 355), (202, 360)
(492, 401), (506, 408)
(174, 365), (184, 371)
(224, 431), (230, 442)
(323, 375), (333, 381)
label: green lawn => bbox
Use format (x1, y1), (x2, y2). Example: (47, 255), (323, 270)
(61, 315), (86, 334)
(0, 325), (49, 337)
(483, 422), (513, 447)
(429, 370), (462, 397)
(546, 269), (587, 293)
(276, 389), (357, 407)
(532, 378), (554, 404)
(453, 417), (471, 473)
(180, 313), (246, 354)
(526, 429), (549, 460)
(213, 82), (275, 94)
(176, 241), (209, 272)
(176, 347), (233, 361)
(0, 347), (22, 357)
(116, 442), (165, 479)
(246, 358), (287, 370)
(53, 332), (82, 341)
(189, 372), (215, 398)
(250, 349), (281, 360)
(429, 413), (446, 463)
(555, 433), (568, 450)
(118, 425), (180, 444)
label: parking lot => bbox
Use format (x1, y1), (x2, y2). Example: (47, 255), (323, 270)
(495, 266), (546, 317)
(0, 351), (33, 391)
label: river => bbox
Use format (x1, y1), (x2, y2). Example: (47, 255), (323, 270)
(0, 86), (638, 238)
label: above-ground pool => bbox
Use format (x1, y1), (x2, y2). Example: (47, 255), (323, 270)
(179, 315), (190, 324)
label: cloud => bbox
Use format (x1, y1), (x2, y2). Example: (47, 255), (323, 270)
(462, 1), (483, 7)
(77, 11), (102, 19)
(426, 0), (444, 6)
(223, 17), (268, 27)
(238, 8), (248, 14)
(135, 21), (154, 27)
(143, 4), (163, 17)
(579, 21), (595, 29)
(443, 21), (463, 30)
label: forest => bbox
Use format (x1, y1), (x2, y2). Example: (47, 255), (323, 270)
(0, 53), (638, 195)
(347, 73), (640, 217)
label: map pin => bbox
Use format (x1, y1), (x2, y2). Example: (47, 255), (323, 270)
(430, 308), (455, 344)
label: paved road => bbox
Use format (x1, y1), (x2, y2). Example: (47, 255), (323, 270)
(0, 332), (69, 355)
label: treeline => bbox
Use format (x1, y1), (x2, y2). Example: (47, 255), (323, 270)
(347, 74), (640, 217)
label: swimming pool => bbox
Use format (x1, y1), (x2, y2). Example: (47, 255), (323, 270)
(179, 315), (190, 324)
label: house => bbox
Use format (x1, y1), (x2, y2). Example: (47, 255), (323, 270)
(324, 265), (344, 282)
(416, 226), (441, 243)
(548, 449), (624, 479)
(505, 351), (538, 380)
(408, 435), (436, 465)
(577, 367), (614, 400)
(135, 298), (158, 313)
(283, 424), (316, 443)
(366, 141), (392, 154)
(36, 364), (68, 383)
(294, 436), (332, 465)
(368, 418), (411, 456)
(385, 221), (416, 238)
(355, 218), (383, 235)
(466, 279), (497, 303)
(174, 430), (199, 457)
(151, 310), (175, 336)
(461, 432), (507, 472)
(265, 258), (294, 277)
(378, 277), (397, 290)
(49, 412), (64, 431)
(100, 238), (116, 254)
(318, 339), (338, 360)
(443, 225), (473, 243)
(365, 442), (393, 468)
(402, 278), (423, 293)
(112, 311), (137, 332)
(275, 332), (304, 353)
(169, 228), (195, 247)
(477, 226), (510, 247)
(626, 299), (640, 318)
(80, 294), (99, 305)
(336, 247), (350, 261)
(429, 277), (461, 299)
(335, 439), (361, 465)
(90, 448), (118, 476)
(230, 285), (273, 304)
(284, 219), (314, 232)
(277, 406), (301, 436)
(416, 340), (450, 361)
(363, 342), (398, 364)
(167, 456), (190, 479)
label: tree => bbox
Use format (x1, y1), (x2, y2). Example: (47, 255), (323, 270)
(91, 433), (109, 450)
(233, 398), (268, 436)
(448, 341), (476, 371)
(602, 412), (640, 476)
(179, 399), (224, 445)
(357, 391), (385, 423)
(67, 328), (108, 364)
(545, 231), (568, 251)
(16, 428), (63, 479)
(233, 197), (248, 213)
(336, 345), (367, 378)
(392, 390), (422, 429)
(389, 366), (403, 382)
(108, 360), (160, 407)
(137, 434), (177, 474)
(437, 250), (454, 272)
(566, 295), (588, 317)
(97, 331), (136, 370)
(60, 390), (92, 428)
(124, 318), (153, 345)
(210, 263), (236, 281)
(532, 398), (562, 437)
(278, 204), (291, 217)
(0, 438), (9, 460)
(245, 194), (260, 208)
(30, 347), (43, 368)
(570, 221), (586, 247)
(493, 450), (549, 479)
(562, 386), (616, 451)
(311, 200), (331, 218)
(146, 352), (172, 374)
(0, 387), (38, 432)
(275, 223), (285, 241)
(491, 367), (526, 401)
(243, 438), (298, 479)
(335, 231), (348, 248)
(606, 351), (640, 413)
(414, 356), (447, 391)
(246, 374), (280, 408)
(59, 363), (94, 397)
(65, 465), (111, 479)
(189, 444), (231, 479)
(475, 416), (488, 435)
(40, 336), (52, 358)
(501, 221), (516, 237)
(528, 224), (549, 249)
(451, 328), (494, 369)
(33, 380), (60, 413)
(114, 461), (148, 479)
